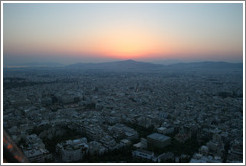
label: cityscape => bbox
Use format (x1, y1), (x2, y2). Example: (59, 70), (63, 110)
(3, 60), (243, 163)
(2, 2), (244, 164)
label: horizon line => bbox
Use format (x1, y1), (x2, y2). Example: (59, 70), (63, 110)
(3, 59), (244, 69)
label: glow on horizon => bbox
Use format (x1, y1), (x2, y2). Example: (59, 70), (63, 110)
(3, 3), (244, 64)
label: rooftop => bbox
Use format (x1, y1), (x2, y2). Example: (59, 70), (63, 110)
(133, 149), (154, 155)
(147, 133), (170, 142)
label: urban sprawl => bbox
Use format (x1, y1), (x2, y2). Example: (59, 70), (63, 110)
(3, 67), (243, 163)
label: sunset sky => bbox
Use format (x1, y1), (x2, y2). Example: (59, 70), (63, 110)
(3, 2), (244, 65)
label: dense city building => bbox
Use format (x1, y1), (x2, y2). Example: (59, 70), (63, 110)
(3, 62), (243, 163)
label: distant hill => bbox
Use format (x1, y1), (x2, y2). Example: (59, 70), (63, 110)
(167, 61), (242, 69)
(4, 62), (65, 68)
(4, 60), (242, 73)
(67, 60), (242, 72)
(67, 59), (163, 71)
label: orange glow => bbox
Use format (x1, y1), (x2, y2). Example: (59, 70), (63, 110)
(7, 144), (13, 149)
(5, 20), (241, 61)
(83, 26), (173, 60)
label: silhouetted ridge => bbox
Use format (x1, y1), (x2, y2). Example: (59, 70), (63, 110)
(168, 61), (242, 69)
(66, 60), (243, 73)
(67, 60), (163, 71)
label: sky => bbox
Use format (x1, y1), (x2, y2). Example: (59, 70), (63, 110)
(3, 2), (244, 65)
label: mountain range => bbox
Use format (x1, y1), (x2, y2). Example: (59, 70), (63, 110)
(67, 59), (242, 71)
(4, 59), (243, 72)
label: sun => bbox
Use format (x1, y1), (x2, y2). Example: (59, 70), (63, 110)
(96, 30), (162, 60)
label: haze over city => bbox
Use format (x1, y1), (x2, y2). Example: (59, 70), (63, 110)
(3, 3), (243, 66)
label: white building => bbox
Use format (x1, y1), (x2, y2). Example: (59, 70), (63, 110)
(147, 133), (171, 149)
(132, 149), (154, 160)
(23, 148), (52, 163)
(56, 138), (89, 162)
